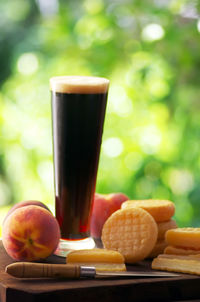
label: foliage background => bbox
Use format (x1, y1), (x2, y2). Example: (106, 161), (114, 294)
(0, 0), (200, 234)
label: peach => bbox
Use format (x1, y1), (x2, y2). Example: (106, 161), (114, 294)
(90, 192), (129, 239)
(3, 200), (51, 225)
(2, 205), (60, 261)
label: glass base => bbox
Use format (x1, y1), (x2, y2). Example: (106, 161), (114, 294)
(54, 237), (96, 257)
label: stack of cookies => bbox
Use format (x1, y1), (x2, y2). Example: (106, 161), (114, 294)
(121, 199), (177, 258)
(164, 228), (200, 255)
(152, 228), (200, 275)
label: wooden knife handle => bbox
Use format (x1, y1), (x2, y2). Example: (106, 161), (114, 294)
(6, 262), (81, 279)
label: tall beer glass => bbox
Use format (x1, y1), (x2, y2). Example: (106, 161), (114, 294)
(50, 76), (109, 256)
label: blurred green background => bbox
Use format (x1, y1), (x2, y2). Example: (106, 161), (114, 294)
(0, 0), (200, 234)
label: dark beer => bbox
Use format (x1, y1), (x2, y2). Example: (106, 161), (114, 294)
(50, 76), (109, 241)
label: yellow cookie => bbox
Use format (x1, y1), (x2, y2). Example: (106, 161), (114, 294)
(101, 207), (158, 263)
(166, 228), (200, 249)
(159, 254), (200, 260)
(121, 199), (175, 222)
(164, 245), (200, 256)
(152, 254), (200, 276)
(67, 248), (126, 272)
(157, 219), (177, 240)
(147, 240), (168, 258)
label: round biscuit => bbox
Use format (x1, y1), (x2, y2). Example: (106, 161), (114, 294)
(101, 207), (158, 263)
(157, 219), (177, 240)
(121, 199), (175, 222)
(147, 240), (168, 258)
(165, 228), (200, 249)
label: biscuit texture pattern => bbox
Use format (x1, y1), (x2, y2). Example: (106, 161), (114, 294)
(102, 207), (158, 263)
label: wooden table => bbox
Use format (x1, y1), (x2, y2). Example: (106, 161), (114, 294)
(1, 241), (200, 302)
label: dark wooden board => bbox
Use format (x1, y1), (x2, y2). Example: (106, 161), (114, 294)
(0, 241), (200, 302)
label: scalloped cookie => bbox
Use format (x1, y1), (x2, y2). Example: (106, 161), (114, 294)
(121, 199), (175, 222)
(101, 207), (158, 263)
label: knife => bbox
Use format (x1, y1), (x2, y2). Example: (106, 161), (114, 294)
(6, 262), (179, 279)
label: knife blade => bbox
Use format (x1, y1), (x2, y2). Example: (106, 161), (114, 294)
(6, 262), (179, 279)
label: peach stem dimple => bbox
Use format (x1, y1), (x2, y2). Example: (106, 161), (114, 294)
(28, 238), (33, 245)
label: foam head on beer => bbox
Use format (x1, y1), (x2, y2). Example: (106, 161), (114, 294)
(50, 75), (109, 94)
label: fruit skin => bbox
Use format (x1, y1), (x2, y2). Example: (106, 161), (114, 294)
(90, 193), (129, 239)
(3, 200), (51, 225)
(2, 205), (60, 261)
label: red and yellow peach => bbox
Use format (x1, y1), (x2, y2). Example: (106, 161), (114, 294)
(2, 205), (60, 261)
(3, 200), (51, 225)
(90, 192), (129, 239)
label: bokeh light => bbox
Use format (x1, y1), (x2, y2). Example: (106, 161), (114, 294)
(141, 24), (165, 42)
(103, 137), (124, 158)
(197, 19), (200, 33)
(17, 53), (39, 75)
